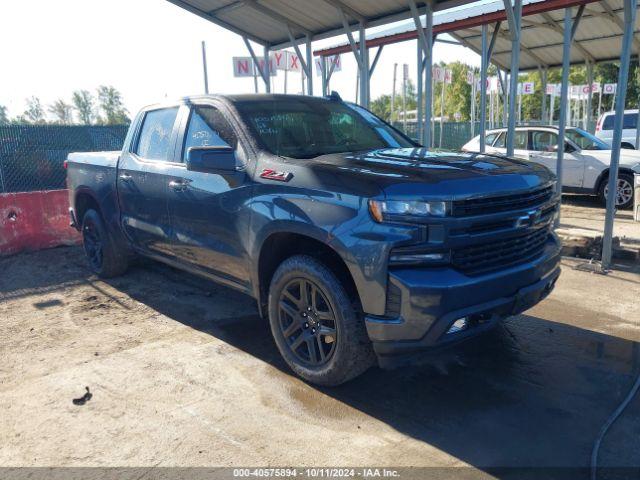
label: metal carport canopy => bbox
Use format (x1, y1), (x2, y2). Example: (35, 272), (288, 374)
(165, 0), (481, 48)
(314, 0), (640, 71)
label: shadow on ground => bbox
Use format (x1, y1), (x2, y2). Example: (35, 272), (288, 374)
(1, 247), (639, 479)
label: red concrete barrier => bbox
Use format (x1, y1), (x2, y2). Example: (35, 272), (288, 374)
(0, 189), (81, 257)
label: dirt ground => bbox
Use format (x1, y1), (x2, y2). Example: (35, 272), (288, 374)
(1, 246), (639, 477)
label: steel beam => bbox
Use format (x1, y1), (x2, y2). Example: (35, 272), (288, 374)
(557, 7), (573, 224)
(539, 11), (594, 63)
(263, 45), (271, 93)
(602, 0), (638, 269)
(586, 61), (593, 130)
(244, 37), (269, 89)
(359, 22), (370, 107)
(306, 36), (314, 95)
(321, 0), (366, 24)
(600, 0), (640, 51)
(424, 2), (434, 147)
(417, 41), (423, 141)
(504, 0), (523, 157)
(369, 46), (384, 76)
(479, 24), (489, 153)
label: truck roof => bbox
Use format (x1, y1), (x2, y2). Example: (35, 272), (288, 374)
(141, 93), (336, 112)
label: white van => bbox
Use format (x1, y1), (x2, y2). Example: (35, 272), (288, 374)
(595, 109), (638, 149)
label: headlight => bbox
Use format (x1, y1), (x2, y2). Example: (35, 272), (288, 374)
(369, 199), (449, 222)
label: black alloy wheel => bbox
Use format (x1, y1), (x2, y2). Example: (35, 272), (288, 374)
(278, 278), (338, 366)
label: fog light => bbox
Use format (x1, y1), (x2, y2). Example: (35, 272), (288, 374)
(447, 317), (468, 334)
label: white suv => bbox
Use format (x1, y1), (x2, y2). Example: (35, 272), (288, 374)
(595, 110), (638, 149)
(462, 126), (640, 208)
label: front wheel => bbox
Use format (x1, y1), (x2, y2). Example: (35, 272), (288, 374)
(599, 173), (634, 210)
(268, 255), (375, 386)
(81, 209), (129, 278)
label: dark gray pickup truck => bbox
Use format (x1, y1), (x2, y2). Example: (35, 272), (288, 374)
(67, 94), (561, 385)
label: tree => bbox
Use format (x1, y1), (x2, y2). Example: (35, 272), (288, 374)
(97, 86), (130, 125)
(22, 97), (46, 124)
(48, 99), (73, 124)
(72, 90), (95, 125)
(0, 105), (8, 125)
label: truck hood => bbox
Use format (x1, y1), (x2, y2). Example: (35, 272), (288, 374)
(309, 147), (555, 200)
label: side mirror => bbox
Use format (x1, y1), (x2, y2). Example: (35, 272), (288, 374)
(186, 146), (237, 172)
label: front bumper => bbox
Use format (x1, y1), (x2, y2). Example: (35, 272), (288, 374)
(365, 237), (561, 364)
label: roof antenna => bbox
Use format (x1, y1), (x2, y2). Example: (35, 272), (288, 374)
(328, 91), (343, 101)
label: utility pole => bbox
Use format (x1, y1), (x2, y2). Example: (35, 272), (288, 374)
(391, 63), (398, 123)
(201, 41), (209, 94)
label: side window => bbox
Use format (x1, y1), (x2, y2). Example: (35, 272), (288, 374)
(485, 133), (497, 146)
(602, 115), (614, 131)
(135, 107), (179, 161)
(531, 131), (559, 152)
(493, 132), (506, 148)
(623, 113), (637, 129)
(515, 131), (528, 150)
(183, 105), (238, 161)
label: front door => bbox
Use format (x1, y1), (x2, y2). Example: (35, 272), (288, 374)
(528, 130), (584, 188)
(165, 103), (253, 288)
(117, 106), (181, 256)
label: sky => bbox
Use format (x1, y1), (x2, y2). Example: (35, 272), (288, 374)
(0, 0), (481, 120)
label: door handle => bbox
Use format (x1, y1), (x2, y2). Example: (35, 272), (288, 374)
(119, 173), (133, 182)
(169, 179), (191, 191)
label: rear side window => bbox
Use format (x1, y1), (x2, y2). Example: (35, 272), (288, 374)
(624, 113), (637, 129)
(183, 105), (238, 161)
(135, 107), (179, 161)
(602, 113), (637, 130)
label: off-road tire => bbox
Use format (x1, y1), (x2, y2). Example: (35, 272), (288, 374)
(268, 255), (375, 386)
(81, 209), (129, 278)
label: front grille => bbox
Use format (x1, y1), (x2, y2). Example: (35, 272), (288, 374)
(452, 227), (551, 275)
(451, 184), (554, 217)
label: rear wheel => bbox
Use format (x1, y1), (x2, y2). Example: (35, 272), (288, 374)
(268, 255), (374, 386)
(599, 173), (634, 210)
(81, 209), (129, 278)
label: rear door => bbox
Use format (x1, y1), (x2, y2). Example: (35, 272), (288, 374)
(528, 129), (584, 187)
(117, 106), (181, 256)
(164, 102), (253, 289)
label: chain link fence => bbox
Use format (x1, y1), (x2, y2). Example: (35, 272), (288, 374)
(0, 125), (129, 194)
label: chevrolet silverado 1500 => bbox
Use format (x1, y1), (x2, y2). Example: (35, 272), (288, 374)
(67, 94), (561, 386)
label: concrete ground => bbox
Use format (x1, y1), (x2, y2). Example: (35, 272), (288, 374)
(560, 195), (640, 257)
(1, 246), (639, 478)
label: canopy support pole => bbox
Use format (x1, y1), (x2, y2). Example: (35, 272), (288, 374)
(417, 41), (424, 141)
(359, 22), (370, 107)
(557, 7), (573, 225)
(479, 24), (489, 154)
(409, 0), (433, 148)
(306, 36), (314, 95)
(602, 0), (638, 270)
(503, 0), (522, 157)
(586, 61), (593, 131)
(540, 67), (548, 125)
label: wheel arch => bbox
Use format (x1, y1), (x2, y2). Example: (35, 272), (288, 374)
(254, 226), (359, 319)
(595, 167), (636, 194)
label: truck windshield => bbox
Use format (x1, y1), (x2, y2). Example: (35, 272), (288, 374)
(236, 98), (415, 159)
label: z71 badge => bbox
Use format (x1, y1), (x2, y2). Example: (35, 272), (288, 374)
(260, 169), (293, 182)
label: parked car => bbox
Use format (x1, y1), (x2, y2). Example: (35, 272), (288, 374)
(595, 109), (638, 149)
(462, 126), (640, 209)
(67, 94), (561, 386)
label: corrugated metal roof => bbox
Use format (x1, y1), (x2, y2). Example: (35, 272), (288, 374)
(165, 0), (481, 48)
(314, 0), (639, 71)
